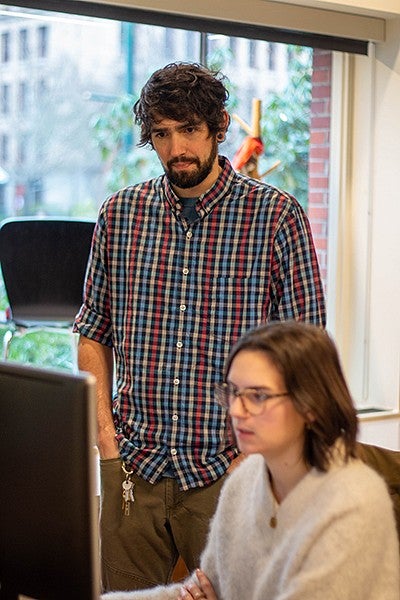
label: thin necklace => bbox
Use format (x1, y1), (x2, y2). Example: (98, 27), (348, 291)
(268, 469), (279, 528)
(269, 494), (279, 528)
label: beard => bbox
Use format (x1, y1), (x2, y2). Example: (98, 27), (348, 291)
(164, 137), (218, 189)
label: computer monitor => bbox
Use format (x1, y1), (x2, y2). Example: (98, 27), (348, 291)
(0, 360), (100, 600)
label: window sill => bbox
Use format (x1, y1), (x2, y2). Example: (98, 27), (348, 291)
(357, 408), (400, 421)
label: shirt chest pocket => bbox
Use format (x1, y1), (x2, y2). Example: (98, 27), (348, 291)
(204, 276), (270, 343)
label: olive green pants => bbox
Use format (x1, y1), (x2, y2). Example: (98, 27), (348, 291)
(100, 458), (226, 593)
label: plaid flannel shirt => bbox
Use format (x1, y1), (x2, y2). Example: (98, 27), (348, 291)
(74, 157), (326, 490)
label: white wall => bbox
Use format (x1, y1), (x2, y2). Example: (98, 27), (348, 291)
(82, 0), (385, 41)
(357, 18), (400, 448)
(266, 0), (400, 18)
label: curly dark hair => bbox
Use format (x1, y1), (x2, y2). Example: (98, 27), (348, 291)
(224, 321), (358, 472)
(133, 62), (230, 147)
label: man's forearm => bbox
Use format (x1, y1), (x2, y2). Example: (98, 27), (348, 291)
(77, 336), (119, 459)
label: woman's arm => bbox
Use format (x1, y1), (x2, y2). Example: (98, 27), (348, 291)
(101, 581), (186, 600)
(100, 571), (216, 600)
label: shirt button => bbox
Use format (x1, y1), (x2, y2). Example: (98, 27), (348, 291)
(182, 268), (189, 275)
(172, 414), (178, 421)
(176, 341), (183, 348)
(179, 304), (186, 312)
(173, 378), (180, 385)
(171, 448), (177, 456)
(186, 231), (193, 239)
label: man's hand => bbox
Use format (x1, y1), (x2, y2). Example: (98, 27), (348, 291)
(98, 423), (120, 459)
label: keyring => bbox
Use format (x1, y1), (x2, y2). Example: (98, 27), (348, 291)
(122, 462), (133, 475)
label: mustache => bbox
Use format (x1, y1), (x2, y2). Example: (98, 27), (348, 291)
(167, 156), (199, 168)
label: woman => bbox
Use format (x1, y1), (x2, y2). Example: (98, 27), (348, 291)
(104, 321), (399, 600)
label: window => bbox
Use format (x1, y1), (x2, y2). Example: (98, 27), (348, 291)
(268, 43), (277, 70)
(229, 37), (237, 63)
(0, 5), (326, 387)
(37, 25), (48, 58)
(0, 8), (322, 223)
(19, 28), (28, 60)
(248, 39), (257, 68)
(185, 29), (198, 61)
(37, 77), (47, 99)
(18, 80), (28, 113)
(0, 7), (317, 315)
(0, 134), (9, 163)
(1, 31), (10, 62)
(1, 84), (10, 114)
(17, 133), (28, 165)
(164, 28), (175, 61)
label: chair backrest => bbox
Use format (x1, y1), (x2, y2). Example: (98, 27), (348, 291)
(0, 217), (95, 327)
(356, 441), (400, 543)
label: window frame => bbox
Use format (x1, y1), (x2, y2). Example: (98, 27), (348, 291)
(0, 0), (378, 53)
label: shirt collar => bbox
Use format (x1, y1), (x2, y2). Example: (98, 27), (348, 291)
(162, 156), (236, 219)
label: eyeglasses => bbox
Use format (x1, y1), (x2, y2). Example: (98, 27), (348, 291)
(214, 382), (290, 416)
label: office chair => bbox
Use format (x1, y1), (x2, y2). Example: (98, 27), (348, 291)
(356, 442), (400, 545)
(0, 217), (95, 361)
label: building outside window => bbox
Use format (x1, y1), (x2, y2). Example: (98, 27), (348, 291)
(268, 43), (277, 70)
(248, 39), (257, 68)
(18, 27), (28, 59)
(0, 133), (8, 162)
(18, 80), (27, 113)
(1, 29), (10, 61)
(1, 82), (10, 114)
(37, 77), (46, 98)
(37, 24), (47, 58)
(229, 36), (237, 63)
(16, 133), (28, 165)
(164, 27), (175, 61)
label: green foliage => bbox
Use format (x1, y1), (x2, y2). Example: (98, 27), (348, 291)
(0, 274), (7, 312)
(259, 46), (313, 209)
(90, 94), (161, 192)
(207, 47), (239, 114)
(0, 327), (75, 371)
(91, 95), (136, 161)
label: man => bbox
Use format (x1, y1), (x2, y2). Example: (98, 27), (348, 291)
(74, 62), (326, 592)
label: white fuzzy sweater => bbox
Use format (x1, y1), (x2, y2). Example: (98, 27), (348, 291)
(103, 454), (400, 600)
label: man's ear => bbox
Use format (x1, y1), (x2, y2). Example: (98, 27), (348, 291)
(216, 110), (230, 143)
(221, 108), (230, 132)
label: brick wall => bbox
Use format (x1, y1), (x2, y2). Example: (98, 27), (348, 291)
(307, 49), (332, 291)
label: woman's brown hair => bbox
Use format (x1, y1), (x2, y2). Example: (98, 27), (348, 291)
(224, 321), (358, 471)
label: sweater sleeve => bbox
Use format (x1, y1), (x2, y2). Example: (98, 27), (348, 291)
(101, 581), (183, 600)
